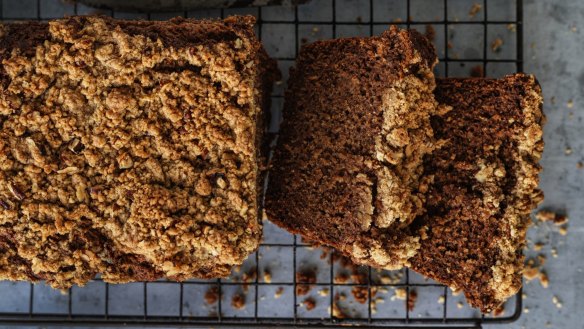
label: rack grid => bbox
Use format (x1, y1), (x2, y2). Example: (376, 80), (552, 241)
(0, 0), (524, 327)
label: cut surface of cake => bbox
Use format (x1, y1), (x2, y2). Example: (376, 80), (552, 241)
(0, 15), (276, 289)
(265, 27), (440, 270)
(410, 74), (544, 312)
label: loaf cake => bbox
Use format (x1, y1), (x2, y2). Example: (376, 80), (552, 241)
(265, 27), (440, 270)
(0, 15), (276, 289)
(410, 74), (544, 312)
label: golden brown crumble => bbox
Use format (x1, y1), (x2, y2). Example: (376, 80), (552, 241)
(0, 16), (275, 289)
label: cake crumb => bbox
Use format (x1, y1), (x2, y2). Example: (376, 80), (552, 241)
(303, 297), (316, 311)
(392, 288), (407, 301)
(535, 210), (569, 225)
(470, 65), (484, 77)
(559, 225), (568, 236)
(551, 248), (558, 258)
(469, 3), (482, 17)
(493, 304), (505, 317)
(577, 162), (583, 169)
(552, 296), (563, 308)
(318, 288), (329, 296)
(507, 23), (517, 32)
(438, 295), (445, 304)
(537, 254), (547, 266)
(274, 287), (284, 299)
(457, 302), (464, 309)
(231, 293), (246, 310)
(567, 99), (574, 108)
(533, 242), (544, 251)
(296, 269), (317, 296)
(334, 272), (350, 284)
(425, 25), (436, 42)
(539, 271), (549, 288)
(407, 290), (417, 311)
(523, 307), (530, 313)
(523, 265), (539, 281)
(263, 269), (272, 283)
(491, 38), (504, 52)
(565, 147), (573, 155)
(204, 286), (220, 304)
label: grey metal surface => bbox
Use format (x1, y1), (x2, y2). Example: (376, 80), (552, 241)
(0, 0), (581, 328)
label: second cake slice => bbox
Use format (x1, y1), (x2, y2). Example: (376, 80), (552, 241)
(266, 27), (440, 270)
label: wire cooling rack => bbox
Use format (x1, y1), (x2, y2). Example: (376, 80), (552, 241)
(0, 0), (524, 327)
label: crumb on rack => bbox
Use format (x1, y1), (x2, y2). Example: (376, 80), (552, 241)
(565, 147), (573, 155)
(567, 99), (574, 108)
(425, 25), (436, 42)
(242, 268), (257, 293)
(231, 293), (246, 310)
(537, 254), (547, 266)
(577, 162), (583, 169)
(534, 242), (544, 251)
(507, 23), (517, 32)
(491, 38), (504, 52)
(470, 65), (484, 77)
(407, 290), (417, 311)
(552, 296), (563, 308)
(559, 225), (568, 236)
(318, 288), (330, 297)
(493, 304), (505, 317)
(438, 295), (445, 304)
(551, 248), (558, 258)
(539, 271), (549, 288)
(204, 286), (220, 304)
(303, 297), (316, 311)
(263, 269), (272, 283)
(469, 3), (482, 17)
(457, 301), (464, 309)
(296, 269), (317, 296)
(274, 287), (284, 299)
(535, 210), (569, 225)
(334, 272), (350, 284)
(392, 288), (407, 301)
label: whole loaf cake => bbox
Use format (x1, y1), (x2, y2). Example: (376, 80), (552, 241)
(0, 15), (277, 289)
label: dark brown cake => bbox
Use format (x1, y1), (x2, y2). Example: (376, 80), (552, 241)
(266, 26), (440, 270)
(0, 15), (277, 289)
(410, 74), (544, 312)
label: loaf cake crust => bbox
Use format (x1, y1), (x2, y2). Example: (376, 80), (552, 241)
(266, 27), (439, 270)
(410, 74), (544, 312)
(0, 15), (276, 289)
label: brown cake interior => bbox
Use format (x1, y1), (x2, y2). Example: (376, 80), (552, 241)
(410, 74), (544, 312)
(266, 27), (440, 270)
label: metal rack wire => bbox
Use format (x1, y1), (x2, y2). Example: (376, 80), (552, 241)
(0, 0), (524, 327)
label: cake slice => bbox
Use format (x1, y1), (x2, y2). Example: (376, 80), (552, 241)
(265, 27), (440, 270)
(409, 74), (544, 312)
(0, 15), (277, 289)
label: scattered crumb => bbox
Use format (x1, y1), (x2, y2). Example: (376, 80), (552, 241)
(522, 293), (527, 299)
(524, 307), (530, 313)
(559, 225), (568, 236)
(303, 297), (316, 311)
(352, 286), (369, 304)
(392, 288), (407, 301)
(565, 147), (573, 155)
(469, 3), (482, 17)
(407, 290), (417, 311)
(337, 292), (347, 301)
(451, 288), (462, 296)
(552, 296), (563, 308)
(438, 295), (445, 304)
(539, 271), (549, 288)
(231, 293), (246, 310)
(204, 286), (220, 304)
(470, 65), (484, 77)
(533, 242), (544, 251)
(577, 162), (583, 169)
(535, 210), (569, 225)
(567, 99), (574, 108)
(296, 269), (317, 296)
(507, 23), (517, 32)
(491, 38), (504, 53)
(263, 269), (272, 283)
(523, 265), (539, 281)
(425, 25), (436, 42)
(537, 254), (547, 266)
(241, 268), (257, 293)
(351, 272), (367, 284)
(493, 304), (505, 317)
(332, 293), (349, 318)
(334, 272), (350, 284)
(457, 301), (464, 309)
(274, 287), (284, 299)
(571, 25), (577, 33)
(379, 272), (402, 285)
(318, 288), (330, 297)
(551, 248), (558, 258)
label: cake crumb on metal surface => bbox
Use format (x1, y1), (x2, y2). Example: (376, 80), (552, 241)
(491, 38), (503, 52)
(392, 288), (407, 301)
(231, 293), (246, 310)
(493, 304), (505, 317)
(274, 287), (284, 299)
(303, 297), (316, 311)
(539, 271), (549, 288)
(469, 3), (482, 17)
